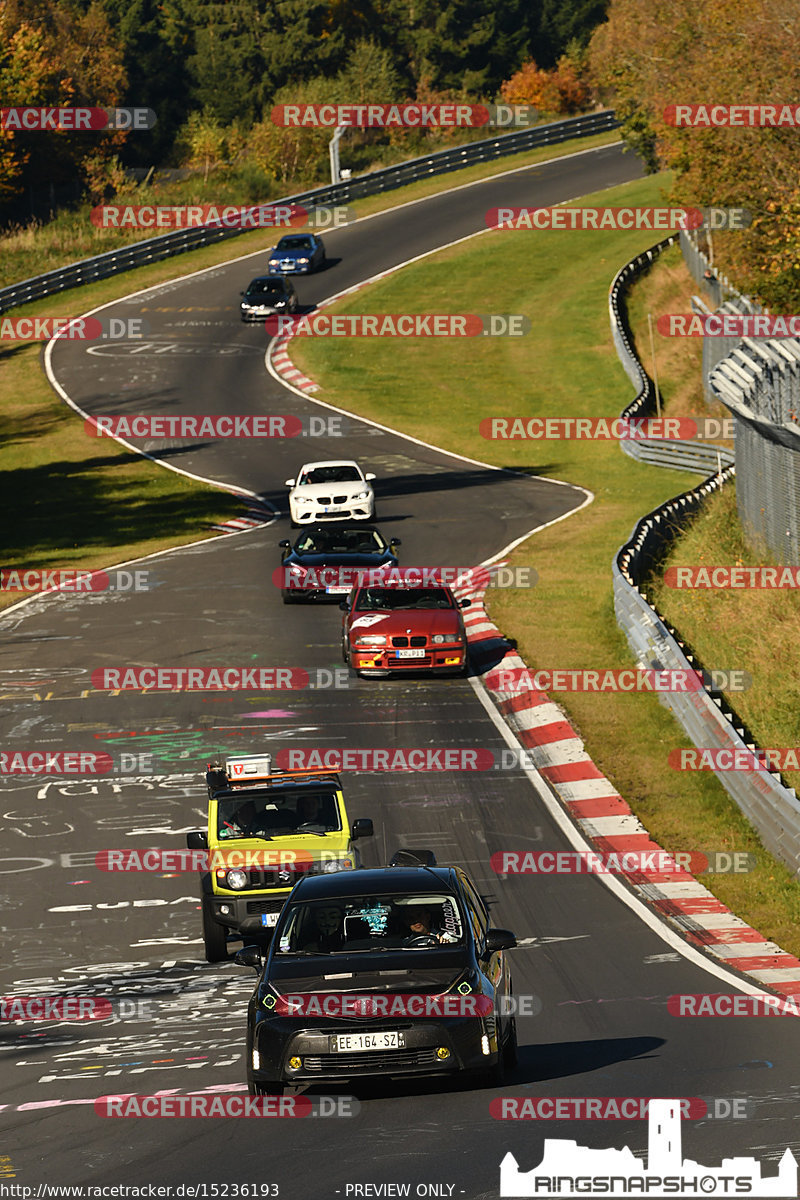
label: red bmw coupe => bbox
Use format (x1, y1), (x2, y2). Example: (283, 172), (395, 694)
(340, 584), (470, 677)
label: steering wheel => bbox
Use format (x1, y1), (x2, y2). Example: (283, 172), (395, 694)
(403, 934), (438, 947)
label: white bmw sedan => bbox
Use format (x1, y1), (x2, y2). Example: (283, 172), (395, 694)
(285, 460), (376, 526)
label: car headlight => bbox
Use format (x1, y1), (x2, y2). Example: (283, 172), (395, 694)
(293, 492), (313, 502)
(355, 635), (387, 646)
(296, 257), (309, 264)
(289, 565), (306, 576)
(308, 857), (355, 874)
(225, 869), (248, 889)
(269, 258), (280, 266)
(351, 490), (371, 501)
(432, 634), (463, 644)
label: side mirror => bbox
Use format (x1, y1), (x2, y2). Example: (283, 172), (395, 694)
(234, 946), (263, 971)
(459, 598), (471, 608)
(278, 540), (291, 549)
(351, 818), (374, 840)
(186, 830), (208, 850)
(285, 478), (296, 487)
(365, 473), (376, 481)
(389, 538), (401, 547)
(339, 600), (350, 612)
(484, 928), (516, 954)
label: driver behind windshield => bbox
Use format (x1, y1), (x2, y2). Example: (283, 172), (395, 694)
(401, 905), (458, 945)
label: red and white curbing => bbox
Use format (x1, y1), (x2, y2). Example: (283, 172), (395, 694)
(453, 568), (800, 1000)
(211, 499), (274, 535)
(271, 332), (319, 393)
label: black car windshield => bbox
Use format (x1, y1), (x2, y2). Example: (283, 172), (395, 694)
(298, 466), (362, 485)
(216, 790), (341, 839)
(246, 280), (285, 296)
(277, 236), (313, 250)
(354, 587), (454, 611)
(294, 528), (386, 555)
(275, 893), (465, 954)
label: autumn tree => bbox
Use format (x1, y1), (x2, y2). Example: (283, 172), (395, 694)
(589, 0), (800, 307)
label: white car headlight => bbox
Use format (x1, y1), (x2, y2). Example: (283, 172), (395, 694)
(226, 869), (248, 889)
(293, 491), (313, 502)
(355, 635), (387, 646)
(297, 257), (309, 264)
(432, 634), (462, 644)
(352, 490), (371, 501)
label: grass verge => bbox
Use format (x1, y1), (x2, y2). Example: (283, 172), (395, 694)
(288, 173), (800, 956)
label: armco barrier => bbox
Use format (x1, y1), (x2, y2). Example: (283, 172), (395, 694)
(610, 242), (800, 877)
(0, 110), (618, 314)
(608, 236), (735, 473)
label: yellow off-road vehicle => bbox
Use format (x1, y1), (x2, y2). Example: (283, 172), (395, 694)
(186, 754), (374, 962)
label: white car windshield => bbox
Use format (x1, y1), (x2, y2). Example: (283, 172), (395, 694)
(298, 466), (363, 485)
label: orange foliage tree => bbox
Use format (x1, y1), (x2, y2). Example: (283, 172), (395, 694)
(589, 0), (800, 308)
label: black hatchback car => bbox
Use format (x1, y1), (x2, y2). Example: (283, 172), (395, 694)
(235, 865), (517, 1094)
(275, 524), (401, 604)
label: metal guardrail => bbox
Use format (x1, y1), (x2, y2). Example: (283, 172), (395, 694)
(681, 227), (800, 563)
(0, 109), (619, 314)
(607, 236), (735, 473)
(609, 242), (800, 878)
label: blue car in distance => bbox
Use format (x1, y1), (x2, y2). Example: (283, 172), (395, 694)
(268, 233), (326, 275)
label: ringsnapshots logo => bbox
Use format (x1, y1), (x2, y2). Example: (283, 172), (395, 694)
(0, 568), (149, 593)
(0, 106), (156, 131)
(499, 1097), (797, 1197)
(271, 103), (537, 128)
(90, 203), (352, 230)
(664, 103), (800, 127)
(0, 996), (112, 1021)
(0, 316), (147, 342)
(264, 313), (529, 337)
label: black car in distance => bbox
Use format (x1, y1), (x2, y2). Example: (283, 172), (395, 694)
(240, 275), (298, 322)
(236, 864), (517, 1095)
(276, 523), (401, 603)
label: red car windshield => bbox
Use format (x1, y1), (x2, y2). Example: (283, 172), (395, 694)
(354, 587), (454, 611)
